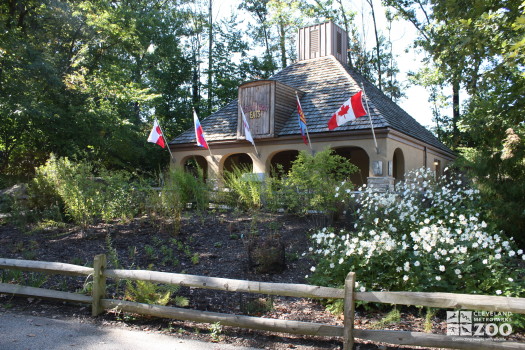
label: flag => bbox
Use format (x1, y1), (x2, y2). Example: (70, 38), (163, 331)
(240, 106), (255, 145)
(193, 110), (209, 149)
(147, 119), (166, 148)
(296, 94), (309, 146)
(327, 90), (367, 130)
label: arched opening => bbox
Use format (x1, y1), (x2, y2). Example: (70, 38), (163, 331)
(223, 153), (253, 174)
(269, 150), (300, 177)
(393, 148), (405, 182)
(333, 147), (369, 187)
(183, 155), (208, 182)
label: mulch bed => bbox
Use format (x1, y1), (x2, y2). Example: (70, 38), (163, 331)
(0, 211), (522, 349)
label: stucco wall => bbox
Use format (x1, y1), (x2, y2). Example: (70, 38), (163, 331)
(170, 130), (454, 183)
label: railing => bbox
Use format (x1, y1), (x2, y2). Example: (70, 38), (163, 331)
(1, 255), (524, 350)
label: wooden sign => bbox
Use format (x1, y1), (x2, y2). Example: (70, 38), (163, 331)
(238, 81), (273, 138)
(238, 80), (302, 140)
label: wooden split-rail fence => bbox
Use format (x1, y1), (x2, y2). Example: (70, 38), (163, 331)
(1, 255), (524, 350)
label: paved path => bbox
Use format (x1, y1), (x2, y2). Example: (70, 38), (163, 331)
(0, 313), (262, 350)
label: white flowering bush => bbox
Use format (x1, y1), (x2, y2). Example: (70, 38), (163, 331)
(307, 168), (524, 298)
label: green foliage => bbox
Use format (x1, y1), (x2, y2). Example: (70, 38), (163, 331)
(191, 253), (200, 265)
(387, 0), (525, 246)
(370, 308), (401, 330)
(27, 155), (147, 227)
(149, 167), (209, 235)
(221, 149), (358, 223)
(209, 321), (223, 342)
(222, 165), (264, 211)
(125, 280), (171, 306)
(457, 124), (525, 248)
(307, 168), (525, 299)
(105, 234), (120, 269)
(278, 149), (357, 220)
(173, 295), (190, 308)
(1, 270), (48, 288)
(0, 0), (189, 176)
(424, 308), (437, 333)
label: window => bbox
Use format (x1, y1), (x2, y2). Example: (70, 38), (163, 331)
(336, 31), (342, 54)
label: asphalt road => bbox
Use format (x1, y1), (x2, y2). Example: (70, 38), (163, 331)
(0, 313), (262, 350)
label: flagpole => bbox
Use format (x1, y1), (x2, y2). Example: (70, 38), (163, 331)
(296, 91), (313, 152)
(360, 84), (380, 154)
(155, 118), (176, 162)
(193, 108), (214, 159)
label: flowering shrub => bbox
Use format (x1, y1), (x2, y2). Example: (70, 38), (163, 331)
(307, 168), (524, 298)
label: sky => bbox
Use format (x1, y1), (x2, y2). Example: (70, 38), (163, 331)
(213, 0), (443, 129)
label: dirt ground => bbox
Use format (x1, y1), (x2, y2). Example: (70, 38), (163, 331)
(0, 211), (522, 349)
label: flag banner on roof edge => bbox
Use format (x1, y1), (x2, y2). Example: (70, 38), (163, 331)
(240, 106), (255, 146)
(327, 90), (367, 130)
(193, 110), (209, 149)
(147, 119), (166, 148)
(296, 94), (309, 146)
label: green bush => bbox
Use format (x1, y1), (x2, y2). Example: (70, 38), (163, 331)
(148, 167), (209, 234)
(98, 168), (148, 222)
(28, 155), (147, 226)
(222, 165), (265, 211)
(220, 149), (358, 219)
(278, 148), (357, 221)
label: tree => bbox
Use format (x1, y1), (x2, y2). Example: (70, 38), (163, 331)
(267, 0), (303, 68)
(0, 0), (194, 176)
(386, 0), (525, 246)
(365, 0), (383, 91)
(239, 0), (278, 77)
(211, 15), (251, 108)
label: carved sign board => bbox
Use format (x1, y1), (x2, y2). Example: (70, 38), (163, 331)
(237, 80), (301, 140)
(238, 81), (273, 138)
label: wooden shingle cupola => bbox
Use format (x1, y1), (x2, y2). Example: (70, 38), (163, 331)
(237, 80), (302, 140)
(298, 21), (348, 65)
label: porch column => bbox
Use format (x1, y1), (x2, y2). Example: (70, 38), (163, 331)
(367, 138), (394, 191)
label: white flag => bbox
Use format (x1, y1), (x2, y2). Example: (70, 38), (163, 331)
(240, 106), (255, 145)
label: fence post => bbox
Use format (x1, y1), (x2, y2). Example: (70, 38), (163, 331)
(92, 254), (107, 316)
(343, 272), (356, 350)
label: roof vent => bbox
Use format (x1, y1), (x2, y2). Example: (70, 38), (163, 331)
(298, 21), (348, 65)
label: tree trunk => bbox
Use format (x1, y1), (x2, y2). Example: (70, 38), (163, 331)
(367, 0), (382, 91)
(336, 0), (353, 68)
(279, 19), (286, 68)
(192, 53), (200, 114)
(132, 55), (143, 124)
(207, 0), (213, 115)
(452, 79), (460, 149)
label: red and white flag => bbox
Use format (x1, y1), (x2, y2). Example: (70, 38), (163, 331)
(327, 90), (367, 130)
(147, 119), (166, 148)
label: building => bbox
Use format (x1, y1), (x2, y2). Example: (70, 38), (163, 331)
(169, 22), (455, 190)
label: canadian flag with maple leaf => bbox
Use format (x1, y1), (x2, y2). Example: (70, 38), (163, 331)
(327, 90), (367, 130)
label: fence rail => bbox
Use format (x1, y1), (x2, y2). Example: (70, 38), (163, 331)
(1, 256), (524, 350)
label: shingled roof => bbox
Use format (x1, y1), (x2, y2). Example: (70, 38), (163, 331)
(170, 55), (452, 154)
